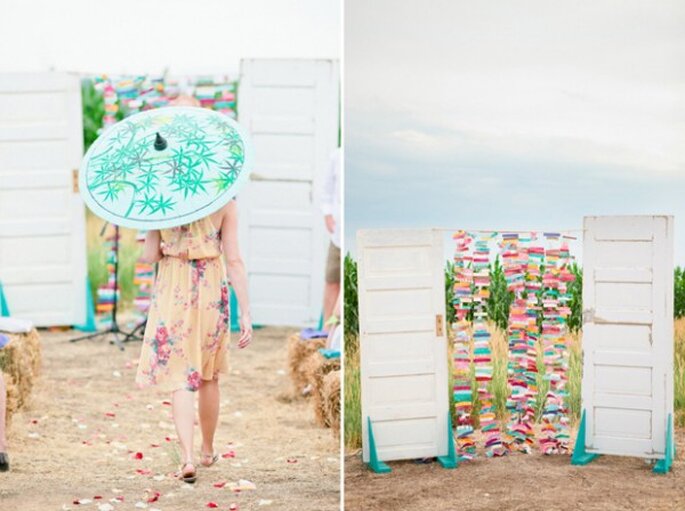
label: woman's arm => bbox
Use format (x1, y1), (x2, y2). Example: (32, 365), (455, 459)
(221, 201), (252, 348)
(140, 230), (162, 264)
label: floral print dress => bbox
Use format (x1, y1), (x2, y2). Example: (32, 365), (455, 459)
(136, 216), (230, 392)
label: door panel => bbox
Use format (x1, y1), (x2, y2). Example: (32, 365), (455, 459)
(358, 229), (449, 462)
(582, 215), (673, 458)
(237, 59), (339, 326)
(0, 72), (86, 326)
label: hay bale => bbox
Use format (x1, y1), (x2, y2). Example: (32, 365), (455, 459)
(303, 352), (341, 428)
(287, 332), (326, 393)
(0, 328), (42, 422)
(322, 370), (341, 435)
(3, 372), (20, 420)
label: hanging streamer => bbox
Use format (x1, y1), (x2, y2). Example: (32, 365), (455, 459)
(452, 230), (475, 459)
(502, 233), (536, 452)
(472, 233), (506, 457)
(539, 233), (575, 453)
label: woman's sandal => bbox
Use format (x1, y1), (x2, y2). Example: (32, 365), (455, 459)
(200, 452), (219, 467)
(0, 452), (8, 472)
(178, 462), (197, 483)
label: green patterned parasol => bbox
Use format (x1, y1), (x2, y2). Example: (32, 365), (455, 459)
(79, 106), (253, 229)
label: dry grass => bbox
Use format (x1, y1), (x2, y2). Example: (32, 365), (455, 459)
(86, 210), (141, 309)
(322, 370), (341, 435)
(0, 329), (41, 421)
(287, 332), (327, 394)
(303, 353), (341, 428)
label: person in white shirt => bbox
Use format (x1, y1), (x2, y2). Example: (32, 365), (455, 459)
(321, 148), (341, 324)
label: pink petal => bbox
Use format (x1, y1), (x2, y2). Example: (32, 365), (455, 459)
(213, 481), (227, 488)
(147, 491), (161, 503)
(221, 451), (236, 459)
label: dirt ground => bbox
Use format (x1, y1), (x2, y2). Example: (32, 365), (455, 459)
(345, 431), (685, 511)
(0, 326), (340, 510)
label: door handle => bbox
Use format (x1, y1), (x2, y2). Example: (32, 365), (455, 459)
(436, 314), (444, 337)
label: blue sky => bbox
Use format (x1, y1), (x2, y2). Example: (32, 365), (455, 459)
(345, 1), (685, 263)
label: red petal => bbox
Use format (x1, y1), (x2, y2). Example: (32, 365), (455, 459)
(133, 452), (144, 460)
(206, 502), (219, 508)
(213, 481), (227, 488)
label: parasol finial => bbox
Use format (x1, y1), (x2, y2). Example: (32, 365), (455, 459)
(154, 132), (167, 151)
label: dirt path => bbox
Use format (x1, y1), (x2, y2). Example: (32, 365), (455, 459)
(344, 432), (685, 511)
(0, 326), (340, 510)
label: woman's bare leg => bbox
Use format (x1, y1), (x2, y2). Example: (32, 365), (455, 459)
(172, 389), (195, 466)
(198, 377), (220, 458)
(0, 372), (6, 452)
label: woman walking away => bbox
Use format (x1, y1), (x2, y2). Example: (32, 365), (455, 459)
(135, 199), (251, 484)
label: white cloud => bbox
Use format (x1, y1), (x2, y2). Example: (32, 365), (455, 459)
(345, 0), (685, 260)
(0, 0), (340, 74)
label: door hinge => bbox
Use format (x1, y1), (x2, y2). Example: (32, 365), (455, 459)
(436, 314), (444, 337)
(72, 169), (79, 193)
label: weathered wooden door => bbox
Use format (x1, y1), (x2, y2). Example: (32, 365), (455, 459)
(358, 229), (449, 462)
(581, 215), (674, 458)
(237, 59), (339, 326)
(0, 72), (87, 326)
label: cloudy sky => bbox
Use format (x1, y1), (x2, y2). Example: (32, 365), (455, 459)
(0, 0), (339, 74)
(345, 1), (685, 263)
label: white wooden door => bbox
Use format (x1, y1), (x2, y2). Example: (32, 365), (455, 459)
(582, 215), (674, 458)
(237, 59), (339, 326)
(358, 229), (449, 462)
(0, 73), (87, 326)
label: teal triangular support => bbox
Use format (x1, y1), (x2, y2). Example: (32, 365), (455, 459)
(74, 277), (97, 332)
(317, 311), (324, 330)
(230, 287), (240, 332)
(437, 413), (459, 469)
(653, 413), (674, 474)
(571, 409), (600, 465)
(367, 417), (391, 473)
(229, 286), (263, 332)
(0, 281), (10, 317)
(318, 348), (340, 359)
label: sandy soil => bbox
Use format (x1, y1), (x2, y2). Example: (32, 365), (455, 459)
(0, 326), (340, 510)
(345, 431), (685, 511)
